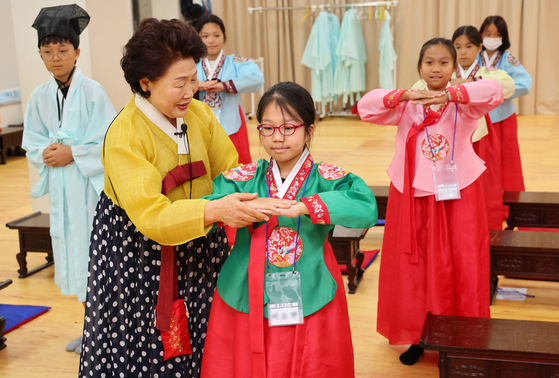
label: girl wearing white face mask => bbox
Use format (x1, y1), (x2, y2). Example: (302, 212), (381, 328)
(478, 15), (532, 199)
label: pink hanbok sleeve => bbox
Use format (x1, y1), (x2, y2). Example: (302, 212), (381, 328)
(358, 89), (409, 126)
(448, 80), (504, 121)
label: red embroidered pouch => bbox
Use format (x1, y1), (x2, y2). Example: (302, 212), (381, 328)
(155, 299), (192, 361)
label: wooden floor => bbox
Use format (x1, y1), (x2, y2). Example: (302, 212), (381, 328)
(1, 114), (558, 377)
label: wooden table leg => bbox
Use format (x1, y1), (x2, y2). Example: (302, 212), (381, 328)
(16, 250), (28, 278)
(0, 316), (6, 351)
(348, 247), (365, 294)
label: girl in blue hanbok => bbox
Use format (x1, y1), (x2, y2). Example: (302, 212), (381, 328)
(195, 14), (264, 165)
(478, 15), (532, 193)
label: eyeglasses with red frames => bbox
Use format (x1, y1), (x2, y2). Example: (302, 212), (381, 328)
(257, 123), (306, 137)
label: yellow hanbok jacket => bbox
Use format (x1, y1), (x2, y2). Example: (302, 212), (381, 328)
(102, 96), (239, 246)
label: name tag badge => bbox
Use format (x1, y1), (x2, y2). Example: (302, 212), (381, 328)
(432, 164), (461, 201)
(265, 271), (304, 327)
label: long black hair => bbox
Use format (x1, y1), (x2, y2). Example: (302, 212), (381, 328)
(256, 82), (316, 138)
(417, 37), (457, 75)
(480, 15), (511, 52)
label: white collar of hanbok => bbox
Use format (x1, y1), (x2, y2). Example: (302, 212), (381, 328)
(424, 80), (451, 112)
(483, 50), (499, 68)
(134, 94), (189, 154)
(458, 61), (477, 80)
(203, 49), (224, 80)
(271, 147), (310, 199)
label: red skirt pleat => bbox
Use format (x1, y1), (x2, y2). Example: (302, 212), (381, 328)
(200, 242), (354, 378)
(377, 182), (490, 345)
(473, 114), (504, 230)
(228, 105), (252, 165)
(494, 113), (525, 192)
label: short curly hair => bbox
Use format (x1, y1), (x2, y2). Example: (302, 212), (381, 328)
(121, 18), (207, 98)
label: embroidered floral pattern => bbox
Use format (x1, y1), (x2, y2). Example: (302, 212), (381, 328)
(223, 161), (258, 181)
(507, 53), (521, 66)
(422, 133), (450, 161)
(384, 89), (406, 108)
(425, 101), (448, 117)
(268, 226), (303, 267)
(168, 316), (185, 352)
(318, 162), (348, 180)
(306, 194), (327, 224)
(267, 155), (314, 199)
(233, 55), (248, 63)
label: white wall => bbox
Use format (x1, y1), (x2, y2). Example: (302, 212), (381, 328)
(151, 0), (181, 20)
(0, 0), (20, 92)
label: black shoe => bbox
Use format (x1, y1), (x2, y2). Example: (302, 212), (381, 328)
(399, 344), (424, 366)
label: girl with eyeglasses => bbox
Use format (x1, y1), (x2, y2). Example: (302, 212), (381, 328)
(199, 82), (377, 378)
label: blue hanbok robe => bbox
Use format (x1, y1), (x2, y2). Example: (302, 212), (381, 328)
(22, 67), (116, 302)
(301, 11), (340, 105)
(333, 9), (367, 106)
(477, 51), (532, 122)
(378, 10), (397, 89)
(196, 53), (264, 136)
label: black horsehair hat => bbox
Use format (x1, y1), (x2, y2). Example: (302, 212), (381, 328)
(32, 4), (90, 49)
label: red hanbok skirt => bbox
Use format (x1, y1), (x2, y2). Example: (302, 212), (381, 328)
(473, 114), (503, 230)
(494, 113), (525, 192)
(377, 181), (490, 345)
(200, 243), (354, 378)
(228, 105), (252, 165)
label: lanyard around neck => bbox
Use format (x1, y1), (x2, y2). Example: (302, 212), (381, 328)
(424, 103), (458, 166)
(265, 158), (314, 274)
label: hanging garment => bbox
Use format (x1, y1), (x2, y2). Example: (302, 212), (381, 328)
(333, 9), (367, 106)
(378, 10), (397, 89)
(301, 11), (340, 105)
(22, 67), (116, 302)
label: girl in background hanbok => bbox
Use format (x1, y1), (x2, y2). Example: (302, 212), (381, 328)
(195, 14), (264, 164)
(478, 15), (532, 193)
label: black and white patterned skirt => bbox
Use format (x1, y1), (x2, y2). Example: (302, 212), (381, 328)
(79, 192), (228, 378)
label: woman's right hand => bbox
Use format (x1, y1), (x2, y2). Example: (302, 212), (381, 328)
(204, 193), (293, 228)
(198, 80), (218, 91)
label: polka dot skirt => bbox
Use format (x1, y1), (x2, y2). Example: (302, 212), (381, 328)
(79, 193), (228, 378)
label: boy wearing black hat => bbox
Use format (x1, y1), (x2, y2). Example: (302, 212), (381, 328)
(22, 4), (116, 354)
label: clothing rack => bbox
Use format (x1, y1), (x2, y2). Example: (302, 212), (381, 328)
(247, 1), (398, 119)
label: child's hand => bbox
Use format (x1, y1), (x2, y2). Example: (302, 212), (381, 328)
(43, 142), (74, 167)
(450, 78), (471, 86)
(207, 82), (225, 93)
(198, 80), (218, 91)
(407, 90), (446, 102)
(243, 197), (297, 215)
(411, 94), (448, 107)
(278, 202), (309, 218)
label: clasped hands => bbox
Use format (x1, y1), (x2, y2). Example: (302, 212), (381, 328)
(198, 80), (225, 93)
(42, 142), (74, 167)
(204, 193), (308, 228)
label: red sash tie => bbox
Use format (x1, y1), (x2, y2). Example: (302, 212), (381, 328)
(161, 160), (207, 196)
(400, 111), (440, 263)
(249, 216), (278, 378)
(156, 160), (207, 331)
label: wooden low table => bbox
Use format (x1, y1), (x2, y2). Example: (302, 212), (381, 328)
(5, 212), (53, 278)
(0, 125), (24, 164)
(489, 229), (559, 304)
(504, 191), (559, 230)
(367, 185), (389, 220)
(420, 312), (559, 378)
(331, 226), (368, 293)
